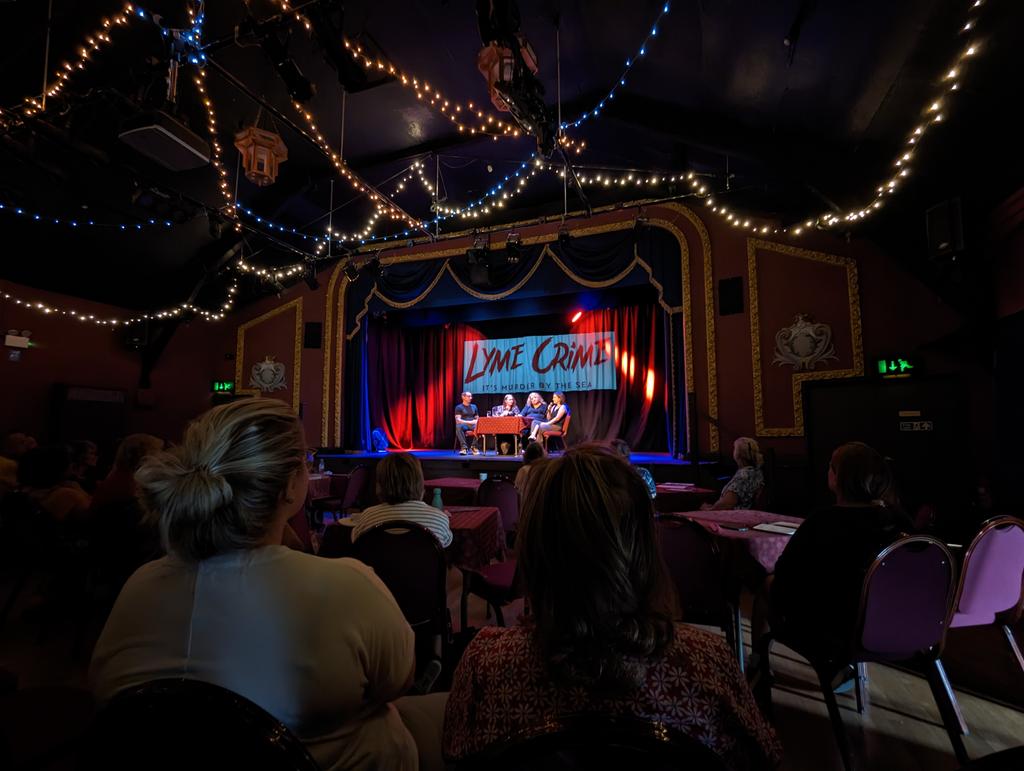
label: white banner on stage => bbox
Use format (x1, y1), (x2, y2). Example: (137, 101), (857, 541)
(462, 332), (618, 394)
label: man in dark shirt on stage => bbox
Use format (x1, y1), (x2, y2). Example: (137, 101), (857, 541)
(454, 391), (480, 455)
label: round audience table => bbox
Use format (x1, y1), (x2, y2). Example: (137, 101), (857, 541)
(423, 477), (481, 506)
(654, 483), (718, 513)
(666, 509), (803, 589)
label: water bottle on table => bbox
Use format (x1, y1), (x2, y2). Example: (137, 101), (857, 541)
(431, 487), (444, 510)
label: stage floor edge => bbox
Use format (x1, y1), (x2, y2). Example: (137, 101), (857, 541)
(317, 449), (718, 484)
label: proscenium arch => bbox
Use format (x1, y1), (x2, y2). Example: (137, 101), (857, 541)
(320, 202), (719, 455)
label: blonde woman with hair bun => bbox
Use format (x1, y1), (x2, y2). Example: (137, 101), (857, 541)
(90, 398), (441, 771)
(704, 437), (766, 510)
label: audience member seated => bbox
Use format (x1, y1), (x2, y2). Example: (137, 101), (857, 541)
(90, 399), (437, 771)
(0, 431), (36, 497)
(89, 434), (165, 514)
(513, 442), (546, 494)
(17, 445), (91, 523)
(443, 444), (781, 770)
(705, 437), (764, 510)
(68, 439), (101, 494)
(763, 441), (912, 661)
(610, 439), (656, 499)
(349, 452), (453, 547)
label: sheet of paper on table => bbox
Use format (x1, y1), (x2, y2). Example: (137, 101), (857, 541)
(752, 522), (799, 535)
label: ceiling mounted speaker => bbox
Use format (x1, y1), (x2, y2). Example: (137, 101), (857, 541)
(119, 111), (210, 171)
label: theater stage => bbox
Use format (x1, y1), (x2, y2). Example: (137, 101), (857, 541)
(317, 449), (720, 485)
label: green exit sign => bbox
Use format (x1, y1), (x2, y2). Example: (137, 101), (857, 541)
(877, 357), (916, 378)
(211, 380), (235, 393)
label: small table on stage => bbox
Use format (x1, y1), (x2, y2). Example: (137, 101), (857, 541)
(473, 416), (532, 455)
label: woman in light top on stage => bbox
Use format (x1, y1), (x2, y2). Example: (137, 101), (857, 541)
(493, 394), (521, 454)
(495, 394), (520, 416)
(529, 391), (569, 442)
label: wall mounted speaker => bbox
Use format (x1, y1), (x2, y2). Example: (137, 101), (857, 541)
(718, 277), (744, 316)
(303, 321), (322, 349)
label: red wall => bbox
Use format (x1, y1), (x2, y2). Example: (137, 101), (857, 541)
(0, 278), (225, 444)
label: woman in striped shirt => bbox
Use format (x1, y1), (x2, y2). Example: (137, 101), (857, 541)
(350, 452), (453, 547)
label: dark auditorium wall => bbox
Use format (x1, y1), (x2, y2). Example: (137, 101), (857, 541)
(217, 202), (979, 494)
(0, 278), (223, 446)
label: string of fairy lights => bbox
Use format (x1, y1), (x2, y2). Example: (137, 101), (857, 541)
(0, 277), (238, 327)
(696, 0), (991, 236)
(2, 0), (996, 328)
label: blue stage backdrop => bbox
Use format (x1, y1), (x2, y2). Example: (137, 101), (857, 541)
(462, 331), (618, 394)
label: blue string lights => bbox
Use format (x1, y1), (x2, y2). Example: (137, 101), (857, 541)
(561, 2), (670, 130)
(0, 200), (175, 230)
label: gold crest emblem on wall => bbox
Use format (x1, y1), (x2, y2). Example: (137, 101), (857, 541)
(772, 314), (838, 371)
(249, 355), (287, 392)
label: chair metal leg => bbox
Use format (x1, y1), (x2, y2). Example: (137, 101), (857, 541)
(733, 604), (746, 673)
(459, 576), (470, 633)
(817, 668), (854, 771)
(1003, 624), (1024, 676)
(854, 662), (868, 715)
(924, 658), (970, 765)
(493, 603), (505, 627)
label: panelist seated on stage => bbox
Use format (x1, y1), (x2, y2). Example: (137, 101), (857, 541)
(350, 452), (453, 548)
(528, 391), (570, 443)
(519, 392), (547, 442)
(491, 394), (521, 454)
(454, 391), (480, 456)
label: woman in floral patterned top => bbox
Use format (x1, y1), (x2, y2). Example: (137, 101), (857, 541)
(442, 444), (781, 770)
(706, 437), (765, 510)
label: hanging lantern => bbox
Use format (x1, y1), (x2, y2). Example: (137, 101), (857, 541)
(234, 125), (288, 187)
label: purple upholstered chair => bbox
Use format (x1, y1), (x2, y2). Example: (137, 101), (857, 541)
(460, 559), (522, 631)
(477, 479), (520, 548)
(656, 515), (745, 671)
(949, 517), (1024, 675)
(757, 535), (965, 770)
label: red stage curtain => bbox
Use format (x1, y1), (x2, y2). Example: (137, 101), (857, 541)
(366, 304), (666, 451)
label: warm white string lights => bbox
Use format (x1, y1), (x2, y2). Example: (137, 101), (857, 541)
(1, 278), (237, 328)
(698, 0), (990, 237)
(20, 3), (142, 118)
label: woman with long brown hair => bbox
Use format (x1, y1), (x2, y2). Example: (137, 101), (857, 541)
(443, 444), (780, 770)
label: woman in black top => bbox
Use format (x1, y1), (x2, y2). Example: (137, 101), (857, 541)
(767, 442), (911, 659)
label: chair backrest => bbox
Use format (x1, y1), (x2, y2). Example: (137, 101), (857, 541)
(79, 678), (319, 771)
(353, 520), (448, 632)
(655, 516), (733, 620)
(456, 713), (729, 771)
(317, 523), (356, 559)
(952, 516), (1024, 625)
(477, 479), (520, 534)
(341, 465), (368, 510)
(856, 535), (956, 660)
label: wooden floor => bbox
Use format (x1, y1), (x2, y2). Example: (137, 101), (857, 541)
(1, 569), (1021, 770)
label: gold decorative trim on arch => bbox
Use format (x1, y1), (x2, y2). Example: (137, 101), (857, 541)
(234, 297), (303, 413)
(648, 203), (718, 453)
(324, 202), (717, 452)
(747, 239), (864, 437)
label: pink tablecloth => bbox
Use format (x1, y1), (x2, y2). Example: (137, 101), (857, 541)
(307, 474), (333, 500)
(424, 477), (481, 506)
(654, 483), (718, 513)
(447, 505), (505, 571)
(676, 509), (802, 574)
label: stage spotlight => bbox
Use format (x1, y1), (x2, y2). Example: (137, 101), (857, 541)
(343, 263), (360, 281)
(558, 226), (571, 248)
(570, 310), (583, 324)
